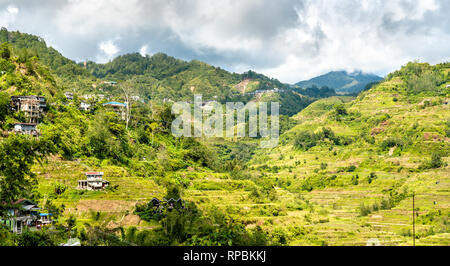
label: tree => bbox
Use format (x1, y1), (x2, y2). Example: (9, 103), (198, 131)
(0, 42), (11, 59)
(430, 153), (443, 169)
(0, 92), (10, 123)
(334, 104), (347, 116)
(119, 80), (137, 130)
(0, 134), (48, 203)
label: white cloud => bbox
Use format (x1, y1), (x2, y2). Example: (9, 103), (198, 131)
(1, 0), (449, 83)
(7, 5), (18, 15)
(139, 45), (149, 57)
(97, 39), (120, 63)
(53, 0), (157, 37)
(253, 0), (447, 82)
(0, 5), (19, 27)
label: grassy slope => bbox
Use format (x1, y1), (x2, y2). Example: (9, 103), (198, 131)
(245, 65), (450, 245)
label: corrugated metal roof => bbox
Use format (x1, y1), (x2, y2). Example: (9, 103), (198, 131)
(85, 172), (104, 175)
(103, 101), (127, 106)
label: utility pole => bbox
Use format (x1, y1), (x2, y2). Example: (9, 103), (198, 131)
(412, 192), (415, 246)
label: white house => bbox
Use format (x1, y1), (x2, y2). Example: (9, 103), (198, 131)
(78, 172), (109, 191)
(79, 102), (91, 111)
(13, 123), (38, 136)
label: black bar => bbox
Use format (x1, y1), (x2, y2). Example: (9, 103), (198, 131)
(0, 246), (446, 265)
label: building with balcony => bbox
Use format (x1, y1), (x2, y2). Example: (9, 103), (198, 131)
(78, 172), (110, 191)
(11, 95), (46, 124)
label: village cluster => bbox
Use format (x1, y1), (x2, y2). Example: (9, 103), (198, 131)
(0, 172), (110, 234)
(7, 81), (132, 136)
(1, 82), (124, 235)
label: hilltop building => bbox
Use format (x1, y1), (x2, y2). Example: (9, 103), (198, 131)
(11, 95), (46, 123)
(77, 172), (109, 191)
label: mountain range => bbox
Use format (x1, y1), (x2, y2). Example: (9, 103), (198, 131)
(295, 70), (383, 94)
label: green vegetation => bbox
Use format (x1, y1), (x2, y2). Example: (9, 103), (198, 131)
(0, 29), (449, 246)
(248, 61), (450, 246)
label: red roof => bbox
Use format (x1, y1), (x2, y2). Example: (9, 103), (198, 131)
(85, 172), (103, 175)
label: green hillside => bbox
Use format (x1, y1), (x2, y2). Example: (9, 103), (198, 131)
(0, 28), (322, 116)
(84, 52), (316, 114)
(246, 62), (450, 245)
(0, 28), (96, 90)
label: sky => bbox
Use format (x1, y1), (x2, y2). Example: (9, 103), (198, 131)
(0, 0), (449, 84)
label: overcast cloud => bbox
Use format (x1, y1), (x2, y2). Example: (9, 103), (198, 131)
(0, 0), (449, 83)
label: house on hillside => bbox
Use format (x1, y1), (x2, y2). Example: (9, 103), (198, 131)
(103, 101), (127, 120)
(38, 213), (53, 227)
(131, 95), (145, 103)
(0, 199), (52, 233)
(103, 81), (117, 86)
(81, 94), (95, 100)
(11, 95), (46, 124)
(79, 102), (91, 111)
(148, 198), (185, 211)
(12, 123), (39, 136)
(77, 172), (109, 191)
(64, 92), (74, 101)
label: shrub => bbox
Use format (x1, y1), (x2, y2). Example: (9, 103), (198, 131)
(380, 198), (391, 210)
(380, 137), (405, 151)
(430, 153), (443, 168)
(359, 203), (372, 216)
(293, 131), (317, 150)
(16, 229), (57, 246)
(367, 172), (377, 184)
(351, 175), (359, 185)
(338, 165), (357, 173)
(0, 43), (11, 59)
(334, 104), (348, 116)
(419, 153), (444, 170)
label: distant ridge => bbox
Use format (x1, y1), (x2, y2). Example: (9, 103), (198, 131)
(295, 70), (382, 94)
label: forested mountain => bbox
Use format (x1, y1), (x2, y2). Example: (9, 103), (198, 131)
(0, 29), (319, 115)
(295, 70), (383, 94)
(85, 52), (298, 102)
(0, 28), (95, 87)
